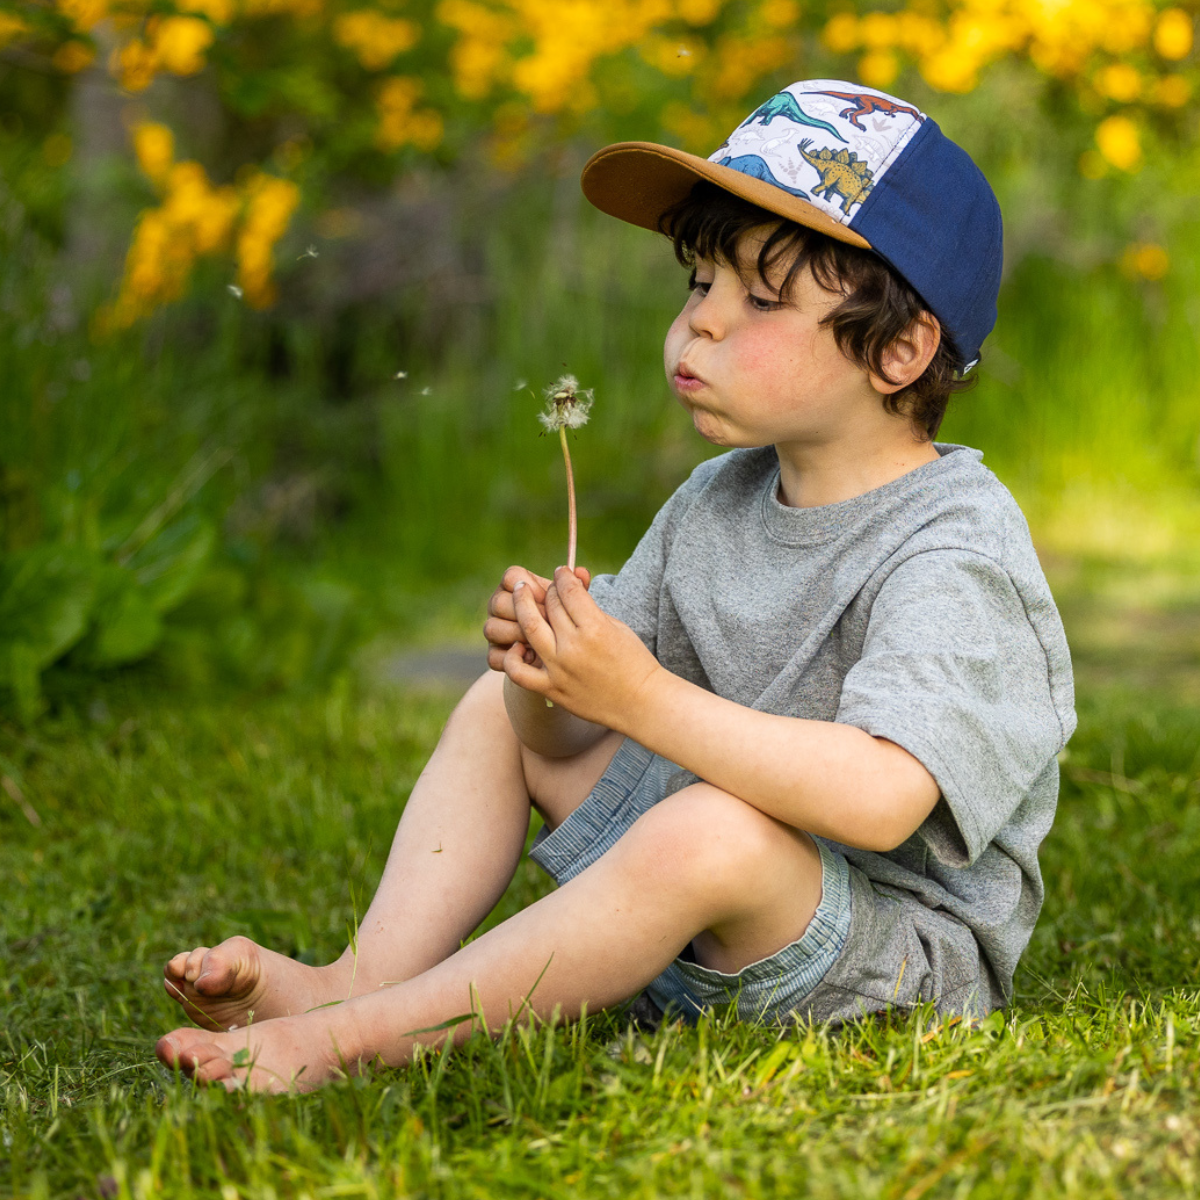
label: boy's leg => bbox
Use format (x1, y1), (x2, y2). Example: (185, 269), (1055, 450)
(159, 781), (824, 1092)
(163, 672), (624, 1031)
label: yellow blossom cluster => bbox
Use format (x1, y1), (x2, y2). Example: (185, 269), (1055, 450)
(822, 2), (1195, 105)
(333, 10), (420, 70)
(103, 122), (298, 328)
(376, 76), (445, 150)
(11, 0), (1195, 321)
(113, 16), (215, 90)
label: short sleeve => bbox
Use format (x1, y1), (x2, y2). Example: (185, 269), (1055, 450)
(835, 549), (1066, 867)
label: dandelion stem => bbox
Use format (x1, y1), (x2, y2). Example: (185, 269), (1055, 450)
(559, 425), (578, 570)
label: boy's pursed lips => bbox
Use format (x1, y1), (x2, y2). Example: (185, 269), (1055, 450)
(672, 362), (706, 394)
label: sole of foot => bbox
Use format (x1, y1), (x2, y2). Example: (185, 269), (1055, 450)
(163, 935), (337, 1032)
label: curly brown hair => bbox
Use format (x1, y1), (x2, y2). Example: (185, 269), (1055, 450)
(659, 182), (976, 440)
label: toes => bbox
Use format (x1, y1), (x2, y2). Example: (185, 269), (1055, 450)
(181, 947), (211, 984)
(193, 936), (256, 996)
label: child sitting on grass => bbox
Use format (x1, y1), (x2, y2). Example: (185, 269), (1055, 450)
(157, 80), (1074, 1092)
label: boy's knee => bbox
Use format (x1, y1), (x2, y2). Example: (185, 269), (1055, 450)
(440, 671), (512, 742)
(625, 783), (811, 901)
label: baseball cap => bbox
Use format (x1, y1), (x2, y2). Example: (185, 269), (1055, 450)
(580, 80), (1002, 371)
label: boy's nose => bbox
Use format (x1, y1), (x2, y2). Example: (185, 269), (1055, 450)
(688, 291), (725, 340)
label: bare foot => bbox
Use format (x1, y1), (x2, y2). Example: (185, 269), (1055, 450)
(156, 1011), (362, 1093)
(163, 936), (346, 1032)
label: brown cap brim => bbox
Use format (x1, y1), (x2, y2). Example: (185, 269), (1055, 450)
(580, 141), (872, 250)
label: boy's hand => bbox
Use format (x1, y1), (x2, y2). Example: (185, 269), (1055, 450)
(485, 565), (591, 673)
(505, 566), (661, 731)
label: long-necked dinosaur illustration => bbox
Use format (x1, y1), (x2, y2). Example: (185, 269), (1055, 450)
(737, 92), (847, 142)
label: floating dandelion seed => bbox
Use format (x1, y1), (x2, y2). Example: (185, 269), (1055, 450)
(513, 378), (528, 391)
(419, 386), (432, 396)
(538, 374), (593, 571)
(297, 245), (319, 260)
(393, 370), (409, 380)
(677, 46), (692, 57)
(227, 284), (244, 299)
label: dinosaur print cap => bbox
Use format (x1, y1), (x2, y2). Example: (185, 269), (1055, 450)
(581, 80), (1002, 371)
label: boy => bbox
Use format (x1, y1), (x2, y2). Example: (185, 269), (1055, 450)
(157, 80), (1074, 1092)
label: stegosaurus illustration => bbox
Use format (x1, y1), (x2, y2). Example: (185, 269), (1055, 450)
(796, 140), (874, 215)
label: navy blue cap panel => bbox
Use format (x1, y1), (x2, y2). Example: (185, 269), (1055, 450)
(852, 120), (1003, 366)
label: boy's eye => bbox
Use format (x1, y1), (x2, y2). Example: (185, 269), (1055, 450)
(686, 269), (711, 296)
(748, 293), (781, 312)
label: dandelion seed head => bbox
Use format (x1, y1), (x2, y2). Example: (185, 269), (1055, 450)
(538, 374), (594, 431)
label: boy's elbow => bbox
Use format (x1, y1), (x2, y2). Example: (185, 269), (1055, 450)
(844, 743), (941, 852)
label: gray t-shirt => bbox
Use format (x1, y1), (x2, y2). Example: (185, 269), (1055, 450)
(590, 444), (1075, 1003)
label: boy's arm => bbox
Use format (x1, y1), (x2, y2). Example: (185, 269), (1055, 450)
(509, 569), (940, 852)
(486, 567), (610, 759)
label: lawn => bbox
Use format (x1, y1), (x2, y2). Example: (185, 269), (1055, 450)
(3, 563), (1200, 1199)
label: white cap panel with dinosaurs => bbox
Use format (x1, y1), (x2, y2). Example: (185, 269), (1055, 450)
(708, 81), (926, 228)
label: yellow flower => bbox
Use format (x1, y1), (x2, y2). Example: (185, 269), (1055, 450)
(237, 173), (301, 307)
(333, 11), (420, 71)
(152, 16), (214, 76)
(1095, 113), (1141, 171)
(1154, 8), (1194, 60)
(858, 49), (899, 89)
(821, 13), (859, 54)
(133, 122), (175, 185)
(113, 39), (159, 92)
(1120, 242), (1169, 280)
(1096, 62), (1142, 102)
(376, 76), (444, 151)
(859, 11), (897, 50)
(921, 48), (979, 94)
(757, 0), (798, 30)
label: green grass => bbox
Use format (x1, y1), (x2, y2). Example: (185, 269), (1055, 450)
(3, 664), (1200, 1198)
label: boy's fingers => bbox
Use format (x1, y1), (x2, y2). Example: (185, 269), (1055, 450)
(502, 566), (550, 597)
(502, 641), (547, 692)
(483, 616), (524, 647)
(551, 566), (596, 624)
(514, 581), (556, 660)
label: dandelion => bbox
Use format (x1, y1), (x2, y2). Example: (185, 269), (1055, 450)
(538, 374), (593, 571)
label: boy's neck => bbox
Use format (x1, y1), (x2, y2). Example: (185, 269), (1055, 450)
(774, 435), (942, 509)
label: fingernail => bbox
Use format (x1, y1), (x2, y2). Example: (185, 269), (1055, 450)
(514, 581), (525, 591)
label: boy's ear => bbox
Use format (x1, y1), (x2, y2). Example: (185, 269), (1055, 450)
(870, 313), (941, 395)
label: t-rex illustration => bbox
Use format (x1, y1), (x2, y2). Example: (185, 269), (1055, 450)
(796, 140), (874, 215)
(802, 90), (924, 132)
(737, 92), (846, 143)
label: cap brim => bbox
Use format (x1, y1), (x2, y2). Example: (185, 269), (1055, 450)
(581, 141), (873, 250)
